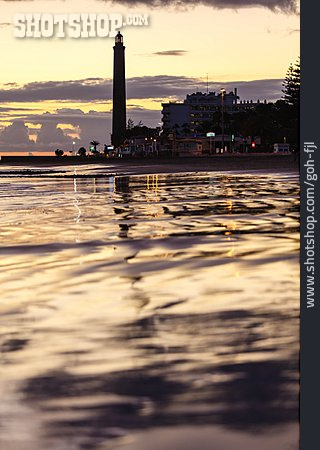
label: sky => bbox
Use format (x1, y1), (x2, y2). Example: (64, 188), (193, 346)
(0, 0), (299, 153)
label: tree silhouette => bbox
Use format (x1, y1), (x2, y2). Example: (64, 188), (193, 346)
(125, 125), (159, 139)
(127, 118), (134, 130)
(181, 122), (192, 137)
(55, 149), (64, 157)
(282, 58), (300, 109)
(77, 147), (87, 157)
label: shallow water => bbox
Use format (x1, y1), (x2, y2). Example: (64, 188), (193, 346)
(0, 168), (299, 450)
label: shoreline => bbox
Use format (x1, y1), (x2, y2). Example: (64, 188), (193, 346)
(0, 155), (299, 176)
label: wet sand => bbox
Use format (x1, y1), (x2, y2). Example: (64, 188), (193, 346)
(0, 154), (298, 175)
(0, 170), (299, 450)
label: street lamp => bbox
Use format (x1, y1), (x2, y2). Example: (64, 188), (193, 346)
(220, 88), (226, 153)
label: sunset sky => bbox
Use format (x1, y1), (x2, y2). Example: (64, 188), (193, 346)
(0, 0), (299, 153)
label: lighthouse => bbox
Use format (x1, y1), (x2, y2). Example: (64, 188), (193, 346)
(112, 31), (126, 148)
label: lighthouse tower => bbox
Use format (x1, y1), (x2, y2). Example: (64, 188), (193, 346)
(112, 31), (126, 148)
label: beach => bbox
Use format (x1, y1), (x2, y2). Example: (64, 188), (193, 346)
(0, 166), (299, 450)
(0, 154), (298, 175)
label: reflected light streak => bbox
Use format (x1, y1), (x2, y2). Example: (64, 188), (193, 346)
(73, 170), (81, 225)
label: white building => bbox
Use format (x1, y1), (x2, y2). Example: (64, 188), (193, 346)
(162, 89), (266, 135)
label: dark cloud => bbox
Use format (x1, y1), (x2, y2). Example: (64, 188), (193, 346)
(0, 106), (40, 112)
(0, 106), (160, 152)
(25, 110), (111, 150)
(0, 120), (35, 152)
(0, 120), (31, 144)
(128, 76), (283, 101)
(0, 78), (111, 103)
(0, 0), (298, 11)
(0, 76), (283, 103)
(37, 122), (71, 147)
(28, 109), (111, 123)
(152, 50), (188, 56)
(222, 78), (284, 101)
(110, 0), (297, 13)
(127, 75), (197, 99)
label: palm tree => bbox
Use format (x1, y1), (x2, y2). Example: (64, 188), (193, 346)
(127, 118), (134, 130)
(90, 140), (100, 152)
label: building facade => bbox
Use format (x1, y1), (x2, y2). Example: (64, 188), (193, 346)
(162, 89), (266, 135)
